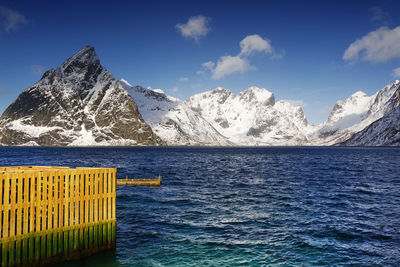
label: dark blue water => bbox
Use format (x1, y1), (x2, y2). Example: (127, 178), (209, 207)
(1, 147), (400, 266)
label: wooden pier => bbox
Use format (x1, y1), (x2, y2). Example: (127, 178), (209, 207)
(116, 175), (161, 186)
(0, 166), (116, 266)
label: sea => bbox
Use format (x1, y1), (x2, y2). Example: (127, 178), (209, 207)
(1, 146), (399, 266)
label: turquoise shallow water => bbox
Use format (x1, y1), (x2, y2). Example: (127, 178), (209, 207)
(1, 147), (400, 266)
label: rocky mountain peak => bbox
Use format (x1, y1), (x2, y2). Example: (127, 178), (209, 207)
(59, 45), (102, 85)
(239, 86), (275, 106)
(326, 90), (371, 124)
(61, 45), (99, 69)
(351, 91), (368, 98)
(210, 87), (231, 96)
(0, 46), (163, 146)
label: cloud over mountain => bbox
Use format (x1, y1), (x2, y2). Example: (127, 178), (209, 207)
(203, 34), (278, 80)
(176, 15), (211, 42)
(0, 5), (27, 33)
(343, 26), (400, 63)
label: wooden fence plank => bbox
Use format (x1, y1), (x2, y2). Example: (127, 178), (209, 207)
(0, 167), (116, 266)
(15, 173), (23, 265)
(9, 173), (17, 266)
(22, 172), (29, 264)
(34, 172), (41, 263)
(40, 172), (47, 261)
(2, 173), (10, 266)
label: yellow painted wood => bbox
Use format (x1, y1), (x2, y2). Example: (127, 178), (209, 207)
(103, 171), (107, 221)
(29, 173), (36, 236)
(9, 173), (17, 238)
(0, 173), (3, 238)
(2, 173), (10, 266)
(68, 171), (73, 228)
(48, 172), (53, 231)
(84, 170), (89, 225)
(94, 171), (98, 223)
(16, 174), (23, 236)
(23, 173), (29, 235)
(15, 173), (23, 265)
(80, 170), (84, 225)
(59, 171), (64, 231)
(108, 170), (111, 220)
(79, 170), (85, 251)
(99, 169), (102, 222)
(54, 171), (59, 231)
(116, 175), (161, 186)
(0, 166), (117, 266)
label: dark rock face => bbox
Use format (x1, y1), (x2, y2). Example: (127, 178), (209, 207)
(342, 87), (400, 146)
(0, 45), (163, 146)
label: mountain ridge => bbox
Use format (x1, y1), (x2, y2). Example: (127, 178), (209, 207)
(0, 46), (163, 146)
(1, 45), (399, 146)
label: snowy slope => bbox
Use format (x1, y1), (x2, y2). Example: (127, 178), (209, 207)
(342, 83), (400, 146)
(124, 81), (314, 146)
(121, 81), (230, 145)
(312, 81), (400, 145)
(121, 80), (181, 126)
(341, 106), (400, 146)
(1, 45), (399, 147)
(185, 86), (312, 145)
(124, 78), (400, 147)
(0, 46), (163, 146)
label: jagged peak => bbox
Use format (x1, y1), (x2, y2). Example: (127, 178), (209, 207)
(239, 86), (275, 106)
(332, 90), (368, 107)
(210, 87), (231, 94)
(120, 78), (132, 87)
(350, 91), (368, 98)
(277, 100), (304, 110)
(190, 87), (232, 98)
(244, 85), (269, 92)
(187, 87), (232, 105)
(60, 45), (100, 71)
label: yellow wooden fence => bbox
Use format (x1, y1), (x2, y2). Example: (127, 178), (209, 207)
(0, 166), (116, 266)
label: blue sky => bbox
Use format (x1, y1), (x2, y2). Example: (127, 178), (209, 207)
(1, 0), (400, 124)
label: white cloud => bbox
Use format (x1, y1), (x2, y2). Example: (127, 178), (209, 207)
(179, 77), (189, 82)
(369, 6), (390, 25)
(239, 34), (272, 56)
(202, 34), (280, 80)
(271, 49), (285, 60)
(176, 15), (211, 42)
(392, 67), (400, 78)
(212, 56), (251, 80)
(202, 61), (215, 70)
(31, 65), (45, 75)
(196, 70), (205, 75)
(343, 26), (400, 63)
(286, 100), (307, 108)
(0, 6), (27, 32)
(172, 87), (179, 93)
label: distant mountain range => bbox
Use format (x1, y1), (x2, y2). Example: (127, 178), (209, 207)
(0, 46), (399, 146)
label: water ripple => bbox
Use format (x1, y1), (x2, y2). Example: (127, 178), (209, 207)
(1, 146), (400, 266)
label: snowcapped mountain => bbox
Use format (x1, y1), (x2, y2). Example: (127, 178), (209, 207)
(123, 76), (400, 146)
(0, 46), (163, 146)
(123, 80), (314, 145)
(1, 45), (399, 147)
(313, 80), (400, 145)
(185, 86), (314, 145)
(121, 81), (231, 145)
(341, 82), (400, 146)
